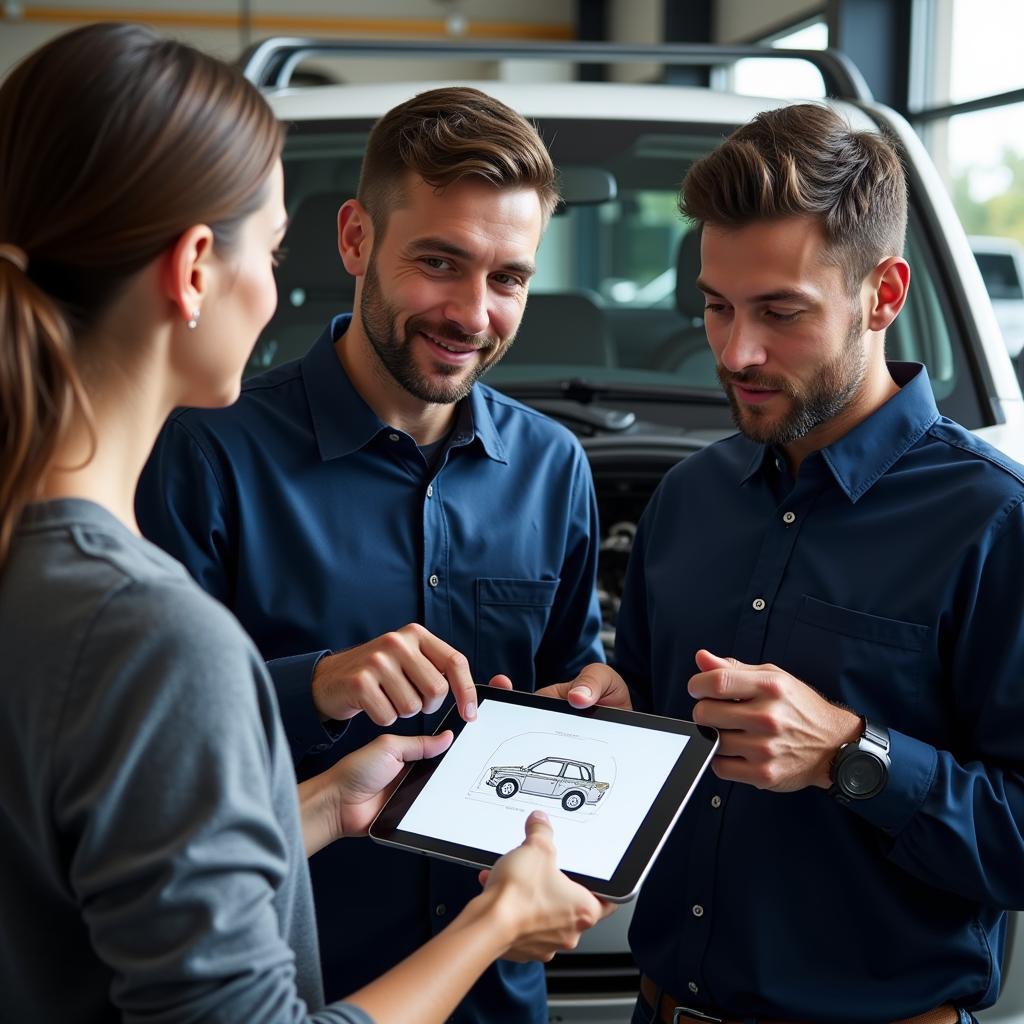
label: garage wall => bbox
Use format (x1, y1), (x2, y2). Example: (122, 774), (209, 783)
(0, 0), (575, 76)
(713, 0), (822, 42)
(1, 1), (829, 81)
(602, 0), (660, 82)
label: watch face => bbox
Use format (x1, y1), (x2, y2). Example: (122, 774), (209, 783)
(838, 753), (885, 798)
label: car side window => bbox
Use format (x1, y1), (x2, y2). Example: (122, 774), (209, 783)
(564, 764), (585, 780)
(532, 760), (564, 776)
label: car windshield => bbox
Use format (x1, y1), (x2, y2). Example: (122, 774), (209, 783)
(254, 114), (978, 424)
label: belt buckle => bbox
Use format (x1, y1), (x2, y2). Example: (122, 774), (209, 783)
(672, 1008), (725, 1024)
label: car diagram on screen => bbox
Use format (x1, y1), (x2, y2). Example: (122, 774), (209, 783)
(485, 756), (610, 812)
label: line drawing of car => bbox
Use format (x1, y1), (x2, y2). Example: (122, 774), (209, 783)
(486, 756), (610, 811)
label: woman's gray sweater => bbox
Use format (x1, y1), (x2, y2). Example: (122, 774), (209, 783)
(0, 499), (372, 1024)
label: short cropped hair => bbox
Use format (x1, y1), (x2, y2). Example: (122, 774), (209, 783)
(357, 86), (559, 235)
(680, 103), (907, 293)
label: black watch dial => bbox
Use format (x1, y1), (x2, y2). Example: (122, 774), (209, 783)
(837, 753), (886, 798)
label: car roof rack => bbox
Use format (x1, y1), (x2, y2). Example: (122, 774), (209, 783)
(239, 37), (871, 103)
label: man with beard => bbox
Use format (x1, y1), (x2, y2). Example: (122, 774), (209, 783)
(136, 88), (603, 1024)
(553, 104), (1024, 1022)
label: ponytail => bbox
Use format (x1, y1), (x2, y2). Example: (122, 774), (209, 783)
(0, 255), (93, 564)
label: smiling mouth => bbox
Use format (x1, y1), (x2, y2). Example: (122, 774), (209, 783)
(434, 338), (476, 354)
(421, 330), (483, 354)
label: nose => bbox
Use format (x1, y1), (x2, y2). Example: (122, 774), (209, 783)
(718, 315), (767, 374)
(443, 277), (489, 338)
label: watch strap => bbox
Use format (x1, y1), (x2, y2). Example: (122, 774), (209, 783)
(860, 718), (891, 755)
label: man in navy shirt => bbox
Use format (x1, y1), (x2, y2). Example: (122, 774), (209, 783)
(137, 87), (603, 1024)
(559, 104), (1024, 1022)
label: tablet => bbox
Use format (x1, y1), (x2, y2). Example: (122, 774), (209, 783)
(369, 685), (718, 902)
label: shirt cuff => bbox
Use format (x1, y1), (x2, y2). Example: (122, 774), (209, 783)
(842, 727), (937, 836)
(266, 650), (348, 764)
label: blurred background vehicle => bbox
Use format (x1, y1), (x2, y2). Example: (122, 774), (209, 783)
(971, 235), (1024, 365)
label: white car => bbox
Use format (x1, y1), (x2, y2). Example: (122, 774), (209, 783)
(971, 235), (1024, 359)
(242, 38), (1024, 1024)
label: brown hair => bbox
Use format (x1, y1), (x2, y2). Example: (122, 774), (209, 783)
(680, 103), (907, 293)
(357, 86), (559, 234)
(0, 22), (282, 562)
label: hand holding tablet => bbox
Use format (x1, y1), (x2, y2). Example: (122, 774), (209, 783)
(477, 809), (616, 961)
(370, 685), (718, 901)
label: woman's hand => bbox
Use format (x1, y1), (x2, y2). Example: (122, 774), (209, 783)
(478, 810), (616, 961)
(343, 808), (614, 1023)
(298, 731), (453, 856)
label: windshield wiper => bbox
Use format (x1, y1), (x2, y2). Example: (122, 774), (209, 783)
(495, 377), (728, 405)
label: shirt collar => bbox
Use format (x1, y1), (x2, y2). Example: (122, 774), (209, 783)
(301, 315), (384, 461)
(301, 313), (507, 464)
(465, 381), (508, 464)
(739, 362), (940, 502)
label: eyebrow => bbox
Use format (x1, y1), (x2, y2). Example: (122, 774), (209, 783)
(407, 236), (536, 278)
(696, 279), (817, 305)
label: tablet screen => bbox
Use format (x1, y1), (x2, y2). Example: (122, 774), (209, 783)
(371, 686), (718, 900)
(397, 697), (689, 880)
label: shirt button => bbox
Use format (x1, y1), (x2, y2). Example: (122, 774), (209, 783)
(426, 484), (434, 498)
(388, 432), (400, 442)
(692, 904), (704, 917)
(428, 574), (440, 588)
(688, 981), (699, 994)
(435, 903), (447, 917)
(782, 511), (796, 524)
(752, 597), (766, 612)
(711, 795), (722, 809)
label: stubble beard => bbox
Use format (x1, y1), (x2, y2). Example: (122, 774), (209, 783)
(718, 309), (867, 447)
(359, 257), (511, 405)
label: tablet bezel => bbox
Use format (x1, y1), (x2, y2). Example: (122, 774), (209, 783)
(369, 685), (719, 902)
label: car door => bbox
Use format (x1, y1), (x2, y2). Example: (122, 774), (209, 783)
(561, 762), (589, 797)
(523, 759), (564, 796)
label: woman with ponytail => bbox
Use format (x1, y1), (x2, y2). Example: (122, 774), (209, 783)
(0, 24), (605, 1024)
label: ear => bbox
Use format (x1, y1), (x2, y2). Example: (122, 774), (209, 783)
(338, 199), (374, 277)
(865, 256), (911, 332)
(162, 225), (216, 325)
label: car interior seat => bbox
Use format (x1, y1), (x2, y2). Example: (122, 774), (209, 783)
(504, 290), (617, 367)
(246, 191), (355, 376)
(651, 228), (716, 385)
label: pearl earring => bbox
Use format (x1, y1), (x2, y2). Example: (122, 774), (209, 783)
(186, 309), (200, 330)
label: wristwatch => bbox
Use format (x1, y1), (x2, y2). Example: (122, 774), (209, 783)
(829, 718), (890, 802)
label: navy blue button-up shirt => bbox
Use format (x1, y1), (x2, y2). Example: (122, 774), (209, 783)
(617, 363), (1024, 1022)
(137, 315), (603, 1023)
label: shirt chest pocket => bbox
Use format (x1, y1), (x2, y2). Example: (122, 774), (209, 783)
(475, 577), (560, 690)
(782, 595), (931, 719)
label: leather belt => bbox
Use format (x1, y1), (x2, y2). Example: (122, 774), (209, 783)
(639, 975), (960, 1024)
